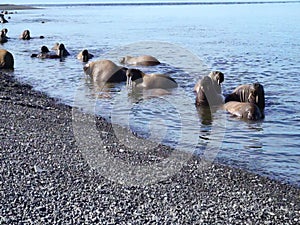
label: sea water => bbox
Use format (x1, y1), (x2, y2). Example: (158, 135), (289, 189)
(2, 1), (300, 186)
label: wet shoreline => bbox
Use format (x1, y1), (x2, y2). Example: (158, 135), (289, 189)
(0, 72), (299, 223)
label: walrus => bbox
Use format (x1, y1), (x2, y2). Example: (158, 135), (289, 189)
(126, 68), (178, 89)
(120, 55), (160, 66)
(51, 42), (60, 50)
(0, 14), (8, 23)
(225, 82), (265, 115)
(208, 71), (224, 94)
(55, 43), (70, 57)
(31, 45), (69, 59)
(195, 75), (224, 107)
(0, 30), (8, 43)
(31, 46), (49, 58)
(1, 28), (8, 36)
(77, 49), (94, 62)
(223, 101), (263, 120)
(0, 49), (14, 69)
(51, 43), (70, 57)
(83, 59), (128, 83)
(20, 29), (31, 40)
(31, 46), (62, 59)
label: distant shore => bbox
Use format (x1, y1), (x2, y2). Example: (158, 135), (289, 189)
(0, 4), (37, 10)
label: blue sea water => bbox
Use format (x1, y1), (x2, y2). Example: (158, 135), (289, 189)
(1, 1), (300, 186)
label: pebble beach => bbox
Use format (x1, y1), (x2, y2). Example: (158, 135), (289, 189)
(1, 70), (299, 224)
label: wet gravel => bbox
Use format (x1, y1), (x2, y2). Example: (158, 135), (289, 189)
(0, 72), (299, 224)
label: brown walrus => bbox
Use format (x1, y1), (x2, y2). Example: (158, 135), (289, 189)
(225, 82), (265, 115)
(223, 101), (263, 120)
(0, 29), (8, 43)
(0, 49), (14, 69)
(83, 59), (127, 83)
(126, 68), (178, 89)
(51, 43), (70, 57)
(0, 14), (8, 23)
(31, 46), (64, 59)
(55, 43), (70, 57)
(1, 28), (8, 36)
(120, 55), (160, 66)
(20, 29), (31, 40)
(195, 75), (224, 107)
(208, 71), (224, 94)
(77, 49), (94, 62)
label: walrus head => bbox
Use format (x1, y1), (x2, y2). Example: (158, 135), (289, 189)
(119, 57), (126, 64)
(41, 46), (50, 53)
(126, 68), (144, 86)
(248, 82), (265, 112)
(1, 28), (8, 35)
(0, 30), (6, 38)
(57, 43), (66, 57)
(196, 76), (221, 106)
(119, 56), (131, 64)
(244, 103), (262, 120)
(81, 49), (89, 62)
(21, 30), (30, 40)
(52, 42), (59, 50)
(209, 71), (224, 85)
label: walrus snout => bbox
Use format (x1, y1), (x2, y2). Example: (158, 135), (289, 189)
(247, 110), (261, 121)
(126, 68), (135, 86)
(119, 57), (125, 64)
(20, 29), (31, 40)
(247, 112), (256, 120)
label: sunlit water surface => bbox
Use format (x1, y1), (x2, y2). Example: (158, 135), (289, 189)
(2, 2), (300, 186)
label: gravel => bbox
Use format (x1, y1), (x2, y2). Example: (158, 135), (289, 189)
(1, 72), (299, 224)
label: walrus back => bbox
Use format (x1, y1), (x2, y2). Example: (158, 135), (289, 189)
(0, 49), (14, 69)
(144, 74), (178, 89)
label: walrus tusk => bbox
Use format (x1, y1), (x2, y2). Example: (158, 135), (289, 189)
(126, 75), (132, 87)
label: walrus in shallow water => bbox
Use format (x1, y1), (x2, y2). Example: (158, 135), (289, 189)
(55, 43), (70, 57)
(223, 101), (263, 120)
(51, 43), (70, 57)
(208, 71), (224, 94)
(126, 68), (178, 89)
(31, 45), (69, 59)
(20, 29), (31, 40)
(83, 59), (128, 83)
(77, 49), (94, 62)
(31, 46), (50, 58)
(0, 49), (14, 69)
(31, 46), (63, 59)
(0, 29), (8, 43)
(0, 14), (8, 23)
(1, 28), (8, 36)
(120, 55), (160, 66)
(195, 75), (224, 107)
(225, 82), (265, 116)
